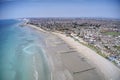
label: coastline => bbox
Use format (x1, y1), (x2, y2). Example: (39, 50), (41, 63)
(26, 23), (120, 80)
(53, 32), (120, 80)
(24, 23), (52, 80)
(25, 23), (47, 33)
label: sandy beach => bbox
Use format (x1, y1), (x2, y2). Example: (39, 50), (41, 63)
(53, 32), (120, 80)
(27, 24), (120, 80)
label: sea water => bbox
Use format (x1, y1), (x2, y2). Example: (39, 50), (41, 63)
(0, 19), (50, 80)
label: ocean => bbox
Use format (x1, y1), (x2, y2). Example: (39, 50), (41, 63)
(0, 19), (50, 80)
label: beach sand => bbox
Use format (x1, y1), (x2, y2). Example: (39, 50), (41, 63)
(53, 32), (120, 80)
(27, 24), (120, 80)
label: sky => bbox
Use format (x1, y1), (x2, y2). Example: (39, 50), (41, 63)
(0, 0), (120, 19)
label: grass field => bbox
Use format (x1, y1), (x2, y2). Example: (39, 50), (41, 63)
(102, 31), (120, 36)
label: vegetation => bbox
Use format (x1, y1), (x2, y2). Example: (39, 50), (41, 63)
(113, 45), (120, 50)
(102, 31), (120, 36)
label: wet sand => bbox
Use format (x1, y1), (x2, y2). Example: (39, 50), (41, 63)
(27, 24), (120, 80)
(44, 33), (104, 80)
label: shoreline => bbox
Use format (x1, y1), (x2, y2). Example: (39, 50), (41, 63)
(25, 23), (120, 80)
(24, 24), (47, 33)
(53, 32), (120, 80)
(24, 23), (53, 80)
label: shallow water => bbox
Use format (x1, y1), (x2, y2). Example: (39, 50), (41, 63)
(0, 20), (50, 80)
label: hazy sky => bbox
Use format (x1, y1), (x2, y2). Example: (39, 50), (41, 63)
(0, 0), (120, 19)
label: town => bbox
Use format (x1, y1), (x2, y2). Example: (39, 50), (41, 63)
(25, 18), (120, 67)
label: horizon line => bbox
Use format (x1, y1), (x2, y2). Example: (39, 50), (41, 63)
(0, 17), (120, 20)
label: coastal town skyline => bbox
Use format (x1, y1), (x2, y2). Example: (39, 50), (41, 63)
(0, 0), (120, 19)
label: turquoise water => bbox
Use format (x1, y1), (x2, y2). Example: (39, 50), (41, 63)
(0, 20), (50, 80)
